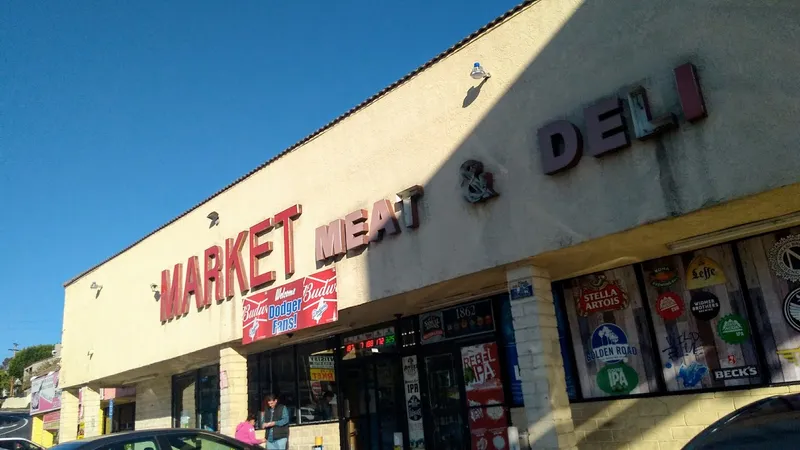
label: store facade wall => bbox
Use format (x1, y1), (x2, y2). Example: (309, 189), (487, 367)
(57, 0), (800, 449)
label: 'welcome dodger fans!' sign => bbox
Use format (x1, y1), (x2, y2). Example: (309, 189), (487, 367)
(242, 268), (338, 344)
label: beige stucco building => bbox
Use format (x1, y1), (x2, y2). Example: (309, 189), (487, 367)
(59, 1), (800, 449)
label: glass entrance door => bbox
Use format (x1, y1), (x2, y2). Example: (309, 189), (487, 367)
(342, 357), (402, 450)
(171, 365), (220, 431)
(424, 353), (466, 450)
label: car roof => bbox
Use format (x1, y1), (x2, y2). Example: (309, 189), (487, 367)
(683, 393), (800, 449)
(54, 429), (229, 448)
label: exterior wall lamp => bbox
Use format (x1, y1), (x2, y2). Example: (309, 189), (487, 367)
(470, 62), (491, 80)
(207, 211), (220, 228)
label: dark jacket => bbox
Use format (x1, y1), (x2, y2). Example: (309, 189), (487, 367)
(262, 404), (290, 441)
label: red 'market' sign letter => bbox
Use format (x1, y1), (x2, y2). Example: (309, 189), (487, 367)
(273, 205), (302, 277)
(249, 217), (276, 289)
(184, 255), (205, 310)
(204, 245), (224, 305)
(161, 263), (184, 322)
(225, 231), (250, 298)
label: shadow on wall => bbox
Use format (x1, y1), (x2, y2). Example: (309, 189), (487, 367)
(363, 0), (800, 312)
(359, 0), (800, 448)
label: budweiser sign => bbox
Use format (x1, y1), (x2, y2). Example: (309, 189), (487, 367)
(242, 268), (338, 344)
(576, 276), (628, 316)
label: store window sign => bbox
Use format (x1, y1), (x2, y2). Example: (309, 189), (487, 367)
(649, 267), (678, 288)
(402, 356), (426, 450)
(689, 291), (721, 321)
(462, 344), (501, 402)
(419, 300), (494, 345)
(241, 268), (337, 344)
(462, 343), (508, 450)
(160, 204), (302, 323)
(539, 63), (707, 175)
(769, 235), (800, 282)
(596, 362), (638, 395)
(782, 287), (800, 332)
(685, 255), (727, 290)
(587, 323), (638, 364)
(576, 275), (628, 316)
(716, 314), (750, 345)
(655, 292), (685, 321)
(309, 355), (335, 382)
(713, 365), (758, 381)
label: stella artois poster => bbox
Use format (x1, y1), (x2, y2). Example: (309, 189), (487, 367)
(575, 275), (629, 316)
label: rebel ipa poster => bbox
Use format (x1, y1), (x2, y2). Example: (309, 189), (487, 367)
(461, 343), (508, 450)
(242, 268), (338, 344)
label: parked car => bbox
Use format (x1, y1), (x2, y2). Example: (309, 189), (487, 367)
(0, 438), (45, 450)
(49, 429), (261, 450)
(683, 393), (800, 449)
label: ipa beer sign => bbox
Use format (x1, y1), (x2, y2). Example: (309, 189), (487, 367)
(242, 268), (338, 344)
(462, 343), (508, 450)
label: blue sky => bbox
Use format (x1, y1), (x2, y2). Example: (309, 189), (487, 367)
(0, 1), (521, 359)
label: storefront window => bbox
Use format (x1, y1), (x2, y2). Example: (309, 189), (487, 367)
(560, 267), (660, 399)
(248, 348), (298, 425)
(297, 339), (338, 424)
(737, 227), (800, 383)
(641, 245), (760, 391)
(554, 235), (799, 401)
(172, 365), (219, 431)
(196, 366), (220, 431)
(172, 373), (196, 428)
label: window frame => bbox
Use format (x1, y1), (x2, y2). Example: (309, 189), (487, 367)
(296, 337), (339, 425)
(170, 364), (220, 430)
(248, 339), (337, 428)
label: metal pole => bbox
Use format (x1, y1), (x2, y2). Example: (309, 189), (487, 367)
(7, 343), (20, 396)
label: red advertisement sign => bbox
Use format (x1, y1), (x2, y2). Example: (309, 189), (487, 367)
(462, 342), (508, 450)
(576, 280), (628, 316)
(462, 342), (505, 405)
(242, 268), (337, 345)
(468, 407), (508, 450)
